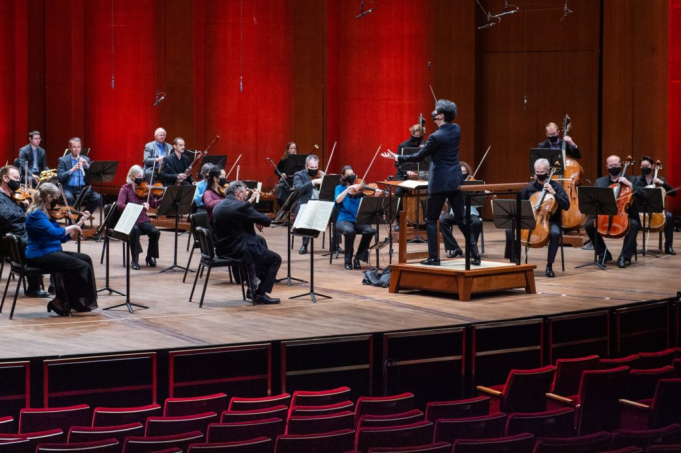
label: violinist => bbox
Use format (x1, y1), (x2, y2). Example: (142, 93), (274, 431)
(0, 165), (48, 298)
(393, 124), (424, 231)
(275, 142), (297, 208)
(57, 137), (101, 215)
(17, 131), (49, 186)
(143, 127), (173, 182)
(439, 162), (482, 263)
(638, 156), (676, 255)
(504, 159), (570, 277)
(116, 165), (162, 270)
(160, 137), (194, 186)
(585, 155), (643, 268)
(539, 122), (581, 159)
(203, 166), (227, 223)
(193, 163), (216, 212)
(25, 183), (97, 315)
(334, 165), (383, 270)
(293, 154), (324, 254)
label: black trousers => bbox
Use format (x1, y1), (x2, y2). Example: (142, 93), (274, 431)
(504, 223), (561, 264)
(585, 215), (640, 259)
(63, 185), (101, 216)
(426, 190), (477, 259)
(129, 222), (160, 261)
(336, 220), (375, 262)
(440, 214), (482, 252)
(250, 249), (282, 295)
(664, 211), (675, 246)
(27, 251), (98, 310)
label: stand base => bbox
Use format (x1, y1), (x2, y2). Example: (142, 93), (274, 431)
(97, 287), (126, 297)
(575, 260), (608, 270)
(289, 291), (331, 304)
(103, 301), (149, 314)
(161, 264), (190, 273)
(275, 276), (307, 286)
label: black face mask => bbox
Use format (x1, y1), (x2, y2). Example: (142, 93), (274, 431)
(548, 135), (559, 143)
(431, 112), (440, 121)
(641, 167), (652, 176)
(218, 178), (227, 187)
(410, 136), (421, 145)
(50, 199), (59, 208)
(134, 177), (144, 186)
(608, 167), (622, 176)
(344, 175), (357, 185)
(307, 168), (318, 177)
(535, 173), (548, 182)
(7, 179), (21, 192)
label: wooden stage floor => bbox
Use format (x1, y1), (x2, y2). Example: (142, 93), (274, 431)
(1, 221), (678, 360)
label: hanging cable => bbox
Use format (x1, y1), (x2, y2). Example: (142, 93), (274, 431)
(111, 0), (115, 88)
(240, 0), (243, 93)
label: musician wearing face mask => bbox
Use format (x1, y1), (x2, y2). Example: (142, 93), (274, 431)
(504, 159), (570, 277)
(638, 156), (676, 255)
(393, 124), (424, 231)
(193, 163), (215, 212)
(293, 154), (324, 254)
(275, 142), (297, 208)
(539, 122), (581, 159)
(203, 166), (227, 223)
(57, 137), (101, 215)
(585, 155), (644, 268)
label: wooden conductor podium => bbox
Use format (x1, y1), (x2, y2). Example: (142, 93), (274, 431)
(385, 182), (536, 301)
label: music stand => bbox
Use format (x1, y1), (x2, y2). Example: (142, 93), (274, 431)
(286, 154), (309, 177)
(85, 161), (119, 225)
(637, 187), (665, 257)
(574, 186), (618, 270)
(530, 149), (564, 176)
(203, 155), (227, 169)
(401, 147), (431, 174)
(491, 199), (535, 265)
(319, 174), (342, 258)
(357, 196), (399, 268)
(274, 190), (307, 286)
(157, 185), (195, 273)
(97, 204), (125, 298)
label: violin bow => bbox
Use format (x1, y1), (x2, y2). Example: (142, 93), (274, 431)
(225, 154), (243, 180)
(147, 159), (158, 204)
(324, 141), (338, 175)
(472, 145), (491, 179)
(429, 85), (438, 103)
(360, 145), (382, 184)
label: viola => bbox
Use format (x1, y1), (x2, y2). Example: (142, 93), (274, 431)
(597, 156), (635, 239)
(521, 165), (560, 249)
(558, 115), (588, 231)
(640, 160), (666, 232)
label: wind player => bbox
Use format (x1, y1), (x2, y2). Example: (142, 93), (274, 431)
(638, 156), (676, 255)
(293, 154), (324, 255)
(538, 122), (581, 159)
(57, 137), (101, 215)
(585, 155), (644, 268)
(334, 165), (383, 270)
(381, 99), (480, 266)
(503, 158), (570, 278)
(160, 137), (195, 186)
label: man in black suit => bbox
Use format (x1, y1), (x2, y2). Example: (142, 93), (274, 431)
(213, 181), (281, 305)
(292, 154), (324, 254)
(161, 137), (194, 186)
(17, 131), (49, 186)
(381, 99), (480, 265)
(538, 122), (581, 159)
(637, 155), (676, 255)
(57, 137), (101, 215)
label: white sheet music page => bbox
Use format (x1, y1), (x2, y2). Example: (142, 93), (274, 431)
(114, 204), (144, 236)
(293, 200), (334, 232)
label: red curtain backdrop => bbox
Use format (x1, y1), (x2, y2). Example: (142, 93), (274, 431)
(669, 0), (681, 213)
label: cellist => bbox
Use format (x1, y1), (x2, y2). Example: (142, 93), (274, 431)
(637, 156), (676, 255)
(585, 155), (643, 268)
(539, 122), (581, 158)
(504, 158), (569, 278)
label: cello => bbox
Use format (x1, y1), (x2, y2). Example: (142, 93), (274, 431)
(597, 156), (635, 239)
(640, 160), (666, 232)
(559, 115), (588, 230)
(521, 163), (560, 248)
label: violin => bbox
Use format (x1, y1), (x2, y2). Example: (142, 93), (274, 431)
(597, 156), (635, 239)
(521, 164), (561, 248)
(558, 115), (588, 231)
(347, 178), (381, 197)
(135, 182), (165, 198)
(49, 205), (90, 220)
(13, 186), (37, 203)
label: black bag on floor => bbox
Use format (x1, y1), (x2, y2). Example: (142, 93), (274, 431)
(362, 267), (391, 288)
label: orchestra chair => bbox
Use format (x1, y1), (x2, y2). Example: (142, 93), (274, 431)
(674, 359), (681, 378)
(92, 404), (162, 427)
(0, 428), (65, 452)
(354, 393), (415, 426)
(619, 379), (681, 430)
(122, 430), (204, 453)
(187, 437), (273, 453)
(163, 393), (228, 417)
(355, 421), (434, 453)
(357, 410), (424, 429)
(0, 438), (30, 453)
(228, 394), (291, 412)
(190, 227), (251, 307)
(364, 442), (452, 453)
(551, 355), (600, 397)
(504, 408), (574, 437)
(646, 444), (681, 452)
(290, 387), (352, 408)
(19, 404), (90, 434)
(546, 366), (630, 435)
(477, 365), (556, 414)
(288, 401), (355, 420)
(533, 431), (611, 453)
(425, 397), (490, 423)
(145, 412), (218, 437)
(522, 228), (565, 271)
(206, 418), (284, 443)
(183, 212), (212, 284)
(35, 438), (120, 453)
(0, 417), (14, 434)
(220, 406), (288, 424)
(433, 413), (506, 444)
(450, 433), (535, 453)
(609, 424), (681, 450)
(273, 429), (355, 453)
(627, 366), (675, 401)
(68, 422), (144, 443)
(601, 354), (640, 369)
(637, 349), (677, 370)
(0, 233), (65, 319)
(286, 411), (355, 435)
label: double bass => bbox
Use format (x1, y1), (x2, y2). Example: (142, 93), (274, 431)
(521, 164), (560, 248)
(639, 160), (666, 232)
(559, 115), (588, 230)
(597, 156), (635, 239)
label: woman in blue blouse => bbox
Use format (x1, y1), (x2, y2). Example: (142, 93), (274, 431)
(25, 183), (98, 315)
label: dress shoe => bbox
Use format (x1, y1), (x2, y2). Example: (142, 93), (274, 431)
(131, 261), (141, 270)
(245, 288), (253, 300)
(73, 304), (92, 313)
(26, 288), (50, 298)
(47, 300), (68, 316)
(545, 264), (555, 278)
(344, 257), (352, 270)
(254, 294), (281, 305)
(299, 246), (307, 255)
(471, 253), (482, 266)
(145, 256), (157, 267)
(598, 252), (613, 263)
(666, 246), (676, 255)
(353, 259), (361, 270)
(617, 257), (631, 268)
(447, 248), (463, 258)
(334, 246), (345, 253)
(420, 257), (440, 266)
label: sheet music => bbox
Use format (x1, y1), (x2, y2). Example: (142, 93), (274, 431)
(397, 180), (428, 190)
(293, 201), (334, 232)
(114, 204), (144, 236)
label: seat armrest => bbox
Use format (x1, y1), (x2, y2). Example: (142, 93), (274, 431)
(476, 386), (502, 397)
(546, 393), (576, 406)
(618, 399), (650, 410)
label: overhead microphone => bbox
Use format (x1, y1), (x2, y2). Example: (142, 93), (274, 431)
(153, 92), (166, 107)
(355, 8), (375, 19)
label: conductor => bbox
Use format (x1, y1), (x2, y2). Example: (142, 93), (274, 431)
(381, 99), (480, 266)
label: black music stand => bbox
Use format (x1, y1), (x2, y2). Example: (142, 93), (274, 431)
(286, 154), (310, 177)
(97, 204), (126, 297)
(491, 199), (535, 266)
(203, 155), (227, 169)
(85, 161), (119, 225)
(575, 186), (618, 270)
(530, 149), (564, 176)
(637, 187), (665, 257)
(274, 190), (307, 286)
(157, 185), (195, 273)
(358, 196), (399, 268)
(319, 174), (342, 257)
